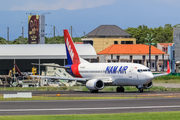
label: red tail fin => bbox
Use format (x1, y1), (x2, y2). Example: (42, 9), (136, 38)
(64, 29), (80, 65)
(14, 63), (24, 76)
(167, 61), (170, 74)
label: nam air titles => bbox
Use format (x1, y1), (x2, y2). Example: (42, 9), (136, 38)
(105, 66), (128, 74)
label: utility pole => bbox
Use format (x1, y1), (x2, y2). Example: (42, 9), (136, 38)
(7, 27), (9, 41)
(53, 26), (55, 37)
(22, 27), (24, 38)
(71, 26), (72, 38)
(83, 31), (85, 38)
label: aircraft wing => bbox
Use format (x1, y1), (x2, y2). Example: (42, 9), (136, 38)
(31, 63), (70, 69)
(153, 73), (169, 78)
(30, 75), (113, 83)
(30, 75), (88, 82)
(153, 61), (170, 78)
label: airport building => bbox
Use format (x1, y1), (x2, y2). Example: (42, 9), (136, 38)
(81, 25), (136, 53)
(0, 44), (97, 75)
(98, 44), (168, 72)
(157, 43), (175, 73)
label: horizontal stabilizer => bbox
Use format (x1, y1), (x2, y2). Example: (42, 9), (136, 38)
(31, 63), (70, 69)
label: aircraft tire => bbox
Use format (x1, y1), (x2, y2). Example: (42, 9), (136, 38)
(90, 90), (98, 93)
(138, 88), (143, 93)
(120, 87), (124, 92)
(116, 87), (120, 92)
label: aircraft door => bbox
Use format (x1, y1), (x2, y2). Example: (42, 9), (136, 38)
(128, 67), (132, 78)
(129, 67), (138, 80)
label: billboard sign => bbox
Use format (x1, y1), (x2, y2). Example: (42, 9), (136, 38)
(28, 15), (39, 44)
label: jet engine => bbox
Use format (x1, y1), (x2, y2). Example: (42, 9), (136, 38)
(86, 79), (104, 90)
(144, 82), (153, 89)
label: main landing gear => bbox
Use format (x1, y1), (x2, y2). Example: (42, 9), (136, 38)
(90, 90), (99, 93)
(116, 86), (124, 93)
(138, 88), (143, 93)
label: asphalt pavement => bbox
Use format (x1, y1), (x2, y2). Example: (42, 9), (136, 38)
(0, 98), (180, 115)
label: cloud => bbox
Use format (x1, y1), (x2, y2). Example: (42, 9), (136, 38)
(9, 0), (115, 11)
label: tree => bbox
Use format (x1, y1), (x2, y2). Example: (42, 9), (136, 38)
(0, 37), (7, 44)
(145, 34), (155, 70)
(125, 24), (173, 44)
(13, 36), (28, 44)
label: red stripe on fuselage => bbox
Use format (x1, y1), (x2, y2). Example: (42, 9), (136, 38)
(71, 64), (82, 78)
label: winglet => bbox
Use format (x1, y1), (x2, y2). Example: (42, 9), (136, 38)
(167, 61), (170, 74)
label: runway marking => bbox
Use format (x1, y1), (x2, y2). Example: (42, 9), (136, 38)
(0, 105), (180, 112)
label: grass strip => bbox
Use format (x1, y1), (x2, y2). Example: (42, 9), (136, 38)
(0, 96), (139, 101)
(0, 111), (180, 120)
(1, 85), (180, 92)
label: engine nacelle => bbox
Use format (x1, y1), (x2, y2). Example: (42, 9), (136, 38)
(86, 79), (104, 90)
(144, 82), (153, 89)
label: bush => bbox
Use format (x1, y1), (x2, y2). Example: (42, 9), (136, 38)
(154, 75), (180, 80)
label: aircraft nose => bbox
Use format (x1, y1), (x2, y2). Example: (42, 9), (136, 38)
(146, 73), (154, 80)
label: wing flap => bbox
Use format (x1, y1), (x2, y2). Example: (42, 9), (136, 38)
(30, 75), (88, 82)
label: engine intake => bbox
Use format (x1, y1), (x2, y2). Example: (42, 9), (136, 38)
(86, 79), (104, 90)
(144, 82), (153, 89)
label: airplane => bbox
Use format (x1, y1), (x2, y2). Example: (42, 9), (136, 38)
(31, 29), (170, 93)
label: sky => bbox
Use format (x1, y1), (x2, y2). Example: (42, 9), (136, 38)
(0, 0), (180, 40)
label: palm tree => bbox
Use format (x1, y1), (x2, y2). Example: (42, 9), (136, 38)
(145, 34), (154, 70)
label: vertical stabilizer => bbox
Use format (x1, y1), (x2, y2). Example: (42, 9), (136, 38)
(64, 29), (80, 65)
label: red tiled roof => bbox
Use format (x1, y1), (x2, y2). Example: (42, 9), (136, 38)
(159, 43), (173, 47)
(98, 44), (165, 55)
(74, 42), (83, 44)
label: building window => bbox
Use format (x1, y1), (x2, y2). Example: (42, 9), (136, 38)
(114, 41), (118, 44)
(117, 56), (120, 62)
(111, 54), (113, 59)
(121, 41), (125, 44)
(121, 41), (133, 44)
(83, 40), (93, 46)
(126, 41), (133, 44)
(173, 50), (175, 59)
(152, 63), (154, 67)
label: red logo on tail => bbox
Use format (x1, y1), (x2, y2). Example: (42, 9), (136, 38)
(64, 29), (80, 64)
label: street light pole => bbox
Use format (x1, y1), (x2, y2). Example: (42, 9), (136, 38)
(149, 43), (151, 70)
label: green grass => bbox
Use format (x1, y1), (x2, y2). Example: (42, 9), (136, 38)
(154, 75), (180, 80)
(0, 85), (180, 92)
(1, 111), (180, 120)
(153, 79), (180, 83)
(0, 96), (139, 101)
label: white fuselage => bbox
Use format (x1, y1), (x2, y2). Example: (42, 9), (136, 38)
(78, 63), (154, 86)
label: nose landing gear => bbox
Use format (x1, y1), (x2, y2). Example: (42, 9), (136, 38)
(116, 86), (124, 92)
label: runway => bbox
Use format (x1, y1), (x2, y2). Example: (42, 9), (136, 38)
(0, 98), (180, 115)
(0, 91), (180, 98)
